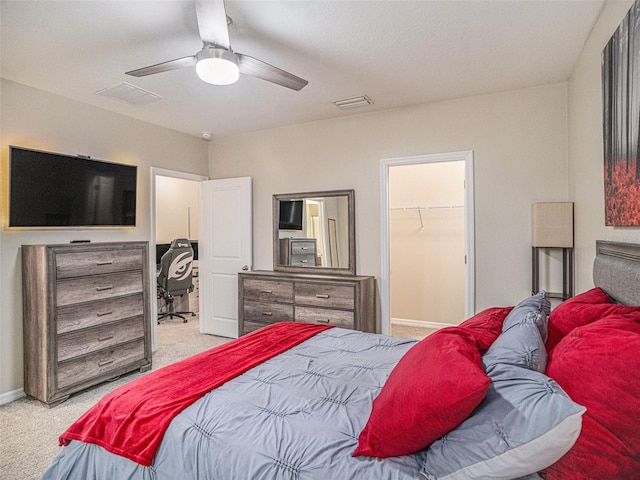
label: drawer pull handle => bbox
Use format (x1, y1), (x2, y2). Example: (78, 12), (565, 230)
(261, 290), (273, 294)
(95, 285), (113, 292)
(262, 312), (273, 316)
(96, 261), (114, 266)
(96, 311), (113, 317)
(300, 247), (308, 250)
(316, 294), (330, 299)
(301, 260), (308, 263)
(317, 319), (331, 323)
(98, 359), (114, 367)
(97, 335), (114, 342)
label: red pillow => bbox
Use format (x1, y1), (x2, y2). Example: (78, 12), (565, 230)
(542, 313), (640, 479)
(546, 287), (640, 350)
(458, 306), (513, 352)
(353, 327), (491, 458)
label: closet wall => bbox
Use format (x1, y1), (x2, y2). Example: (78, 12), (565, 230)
(389, 161), (465, 326)
(155, 176), (200, 244)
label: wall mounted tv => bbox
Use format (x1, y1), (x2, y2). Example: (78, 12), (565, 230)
(9, 146), (137, 228)
(279, 199), (303, 230)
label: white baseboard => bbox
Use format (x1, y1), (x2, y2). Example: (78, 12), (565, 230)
(391, 317), (457, 330)
(0, 388), (25, 405)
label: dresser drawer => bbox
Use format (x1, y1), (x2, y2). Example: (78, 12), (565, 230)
(56, 271), (143, 307)
(57, 339), (146, 390)
(290, 240), (316, 255)
(56, 249), (143, 279)
(295, 306), (355, 329)
(295, 283), (355, 310)
(289, 254), (316, 267)
(57, 316), (145, 362)
(243, 321), (270, 335)
(57, 294), (144, 334)
(244, 300), (293, 324)
(243, 279), (293, 303)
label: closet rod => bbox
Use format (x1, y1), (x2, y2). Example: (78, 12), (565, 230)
(389, 204), (463, 211)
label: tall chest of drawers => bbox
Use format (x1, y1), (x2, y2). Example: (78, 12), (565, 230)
(238, 270), (375, 336)
(22, 242), (152, 406)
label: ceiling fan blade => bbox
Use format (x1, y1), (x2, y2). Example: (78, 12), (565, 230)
(126, 55), (197, 77)
(237, 54), (308, 91)
(195, 0), (230, 49)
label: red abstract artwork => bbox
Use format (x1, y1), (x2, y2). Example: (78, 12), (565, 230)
(602, 0), (640, 226)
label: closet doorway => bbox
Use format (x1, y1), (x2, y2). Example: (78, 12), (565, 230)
(380, 151), (475, 338)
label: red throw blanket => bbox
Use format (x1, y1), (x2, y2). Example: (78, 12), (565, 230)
(60, 322), (332, 467)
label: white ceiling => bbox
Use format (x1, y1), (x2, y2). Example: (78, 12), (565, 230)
(0, 0), (605, 140)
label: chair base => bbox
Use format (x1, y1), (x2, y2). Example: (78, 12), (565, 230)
(157, 294), (196, 324)
(157, 311), (195, 324)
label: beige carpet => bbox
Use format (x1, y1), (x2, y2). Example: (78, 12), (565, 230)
(390, 322), (438, 340)
(0, 314), (230, 480)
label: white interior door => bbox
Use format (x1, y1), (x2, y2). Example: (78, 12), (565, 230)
(199, 177), (252, 338)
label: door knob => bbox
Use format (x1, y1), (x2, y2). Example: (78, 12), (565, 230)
(241, 265), (249, 271)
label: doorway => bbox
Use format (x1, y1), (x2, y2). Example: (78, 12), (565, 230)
(380, 151), (475, 337)
(150, 167), (208, 351)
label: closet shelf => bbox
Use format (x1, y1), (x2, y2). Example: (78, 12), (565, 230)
(389, 204), (463, 211)
(390, 205), (463, 229)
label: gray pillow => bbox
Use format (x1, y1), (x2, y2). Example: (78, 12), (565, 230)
(482, 311), (547, 373)
(502, 291), (550, 343)
(419, 365), (585, 480)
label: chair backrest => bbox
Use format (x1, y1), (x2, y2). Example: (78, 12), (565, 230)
(157, 238), (194, 296)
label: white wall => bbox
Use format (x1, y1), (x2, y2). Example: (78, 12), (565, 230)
(568, 0), (640, 292)
(0, 80), (208, 398)
(155, 176), (200, 244)
(209, 82), (569, 327)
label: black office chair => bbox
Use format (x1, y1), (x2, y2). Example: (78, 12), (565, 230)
(157, 238), (196, 323)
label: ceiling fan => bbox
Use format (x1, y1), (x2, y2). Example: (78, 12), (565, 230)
(126, 0), (308, 91)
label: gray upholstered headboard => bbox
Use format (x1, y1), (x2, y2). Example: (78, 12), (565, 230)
(593, 240), (640, 306)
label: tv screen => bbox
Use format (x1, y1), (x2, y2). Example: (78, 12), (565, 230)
(279, 200), (303, 230)
(9, 146), (137, 228)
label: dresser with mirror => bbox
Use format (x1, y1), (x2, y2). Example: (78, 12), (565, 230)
(238, 189), (376, 336)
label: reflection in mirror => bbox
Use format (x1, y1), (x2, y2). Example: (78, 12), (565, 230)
(273, 190), (355, 275)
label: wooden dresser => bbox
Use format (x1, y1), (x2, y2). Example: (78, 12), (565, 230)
(22, 242), (152, 406)
(238, 270), (375, 336)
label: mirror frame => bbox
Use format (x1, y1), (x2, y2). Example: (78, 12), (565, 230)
(273, 189), (356, 276)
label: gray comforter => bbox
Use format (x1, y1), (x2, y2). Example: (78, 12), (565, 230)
(43, 328), (428, 479)
(42, 327), (544, 480)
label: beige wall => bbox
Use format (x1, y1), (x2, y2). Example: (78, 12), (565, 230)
(209, 82), (569, 325)
(0, 80), (208, 398)
(155, 176), (200, 244)
(390, 161), (465, 326)
(568, 0), (640, 292)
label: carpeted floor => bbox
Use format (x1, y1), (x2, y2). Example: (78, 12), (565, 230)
(0, 314), (229, 480)
(0, 318), (437, 479)
(390, 322), (438, 340)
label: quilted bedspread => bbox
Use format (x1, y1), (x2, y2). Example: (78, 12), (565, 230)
(42, 328), (429, 480)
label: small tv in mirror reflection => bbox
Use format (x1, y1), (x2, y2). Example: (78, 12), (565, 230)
(279, 200), (303, 230)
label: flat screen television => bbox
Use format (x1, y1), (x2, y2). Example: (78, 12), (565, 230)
(9, 146), (137, 228)
(279, 199), (303, 230)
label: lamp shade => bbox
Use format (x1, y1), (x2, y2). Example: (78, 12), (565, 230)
(532, 202), (574, 248)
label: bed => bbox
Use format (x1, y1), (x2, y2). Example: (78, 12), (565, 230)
(41, 240), (640, 480)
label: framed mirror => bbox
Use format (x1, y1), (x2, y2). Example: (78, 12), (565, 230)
(273, 189), (355, 275)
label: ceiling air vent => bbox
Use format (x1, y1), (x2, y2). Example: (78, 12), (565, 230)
(333, 95), (374, 110)
(95, 82), (163, 106)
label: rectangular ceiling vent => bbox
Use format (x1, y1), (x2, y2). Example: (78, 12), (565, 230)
(333, 95), (374, 110)
(95, 82), (163, 106)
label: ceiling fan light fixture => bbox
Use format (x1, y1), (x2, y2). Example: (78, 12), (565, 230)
(196, 46), (239, 85)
